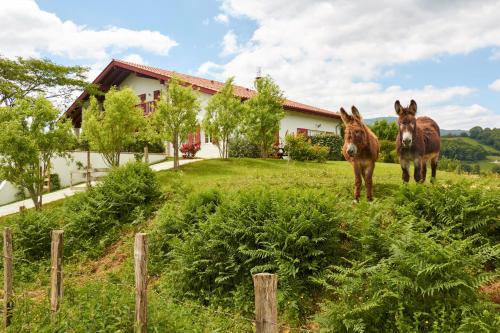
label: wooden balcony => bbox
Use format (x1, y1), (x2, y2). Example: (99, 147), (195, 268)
(138, 101), (156, 115)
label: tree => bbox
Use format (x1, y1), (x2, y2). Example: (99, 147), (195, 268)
(0, 97), (76, 209)
(0, 56), (94, 107)
(153, 77), (200, 169)
(370, 119), (398, 141)
(203, 77), (244, 158)
(82, 87), (145, 167)
(243, 76), (285, 158)
(469, 126), (482, 139)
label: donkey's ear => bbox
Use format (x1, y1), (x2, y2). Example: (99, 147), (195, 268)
(351, 106), (362, 121)
(340, 107), (350, 124)
(409, 99), (417, 115)
(394, 100), (402, 115)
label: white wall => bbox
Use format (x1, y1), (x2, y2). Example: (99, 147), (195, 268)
(0, 180), (18, 206)
(119, 74), (164, 102)
(279, 110), (342, 144)
(117, 73), (341, 158)
(0, 152), (165, 206)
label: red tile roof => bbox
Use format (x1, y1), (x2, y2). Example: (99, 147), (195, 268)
(66, 59), (340, 120)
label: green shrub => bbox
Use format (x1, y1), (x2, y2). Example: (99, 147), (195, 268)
(309, 134), (344, 160)
(228, 135), (260, 158)
(396, 182), (499, 244)
(168, 187), (345, 322)
(316, 183), (500, 332)
(7, 209), (61, 261)
(49, 173), (61, 192)
(316, 225), (499, 332)
(285, 133), (329, 162)
(378, 140), (397, 163)
(491, 164), (500, 174)
(63, 162), (162, 256)
(149, 189), (223, 275)
(438, 157), (462, 172)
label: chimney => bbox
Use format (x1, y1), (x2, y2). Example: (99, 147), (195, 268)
(254, 67), (262, 89)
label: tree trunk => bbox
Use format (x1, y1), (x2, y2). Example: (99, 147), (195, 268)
(173, 135), (179, 169)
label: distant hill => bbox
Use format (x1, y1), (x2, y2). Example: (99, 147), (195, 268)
(364, 117), (397, 125)
(364, 117), (467, 136)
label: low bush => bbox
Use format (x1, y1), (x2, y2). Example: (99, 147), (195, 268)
(228, 135), (260, 158)
(491, 164), (500, 174)
(7, 209), (61, 262)
(180, 142), (201, 158)
(396, 182), (499, 244)
(309, 134), (344, 160)
(378, 140), (397, 163)
(149, 189), (223, 275)
(285, 133), (329, 162)
(438, 157), (462, 173)
(168, 187), (345, 322)
(49, 173), (61, 192)
(316, 224), (499, 332)
(316, 183), (500, 332)
(63, 162), (162, 257)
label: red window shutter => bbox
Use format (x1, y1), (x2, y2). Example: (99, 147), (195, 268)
(297, 128), (308, 135)
(153, 90), (160, 100)
(195, 128), (201, 145)
(187, 133), (194, 144)
(138, 94), (146, 102)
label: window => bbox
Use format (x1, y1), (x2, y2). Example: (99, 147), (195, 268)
(204, 132), (212, 143)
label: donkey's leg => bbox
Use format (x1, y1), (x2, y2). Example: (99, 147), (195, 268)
(414, 158), (423, 183)
(353, 163), (362, 201)
(400, 159), (410, 183)
(421, 159), (427, 182)
(430, 155), (438, 183)
(364, 162), (375, 201)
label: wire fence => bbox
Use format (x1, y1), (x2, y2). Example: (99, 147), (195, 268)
(1, 229), (317, 332)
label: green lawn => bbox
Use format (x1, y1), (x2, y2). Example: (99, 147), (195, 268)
(156, 158), (497, 200)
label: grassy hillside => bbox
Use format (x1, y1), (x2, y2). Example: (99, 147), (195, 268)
(442, 136), (500, 155)
(441, 136), (500, 171)
(1, 159), (498, 332)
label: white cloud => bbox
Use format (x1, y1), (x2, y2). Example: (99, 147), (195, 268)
(205, 0), (500, 128)
(197, 61), (224, 77)
(214, 13), (229, 24)
(489, 49), (500, 61)
(122, 54), (147, 65)
(488, 79), (500, 92)
(0, 0), (178, 61)
(220, 31), (239, 56)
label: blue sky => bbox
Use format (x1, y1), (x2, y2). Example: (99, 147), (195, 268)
(1, 0), (500, 129)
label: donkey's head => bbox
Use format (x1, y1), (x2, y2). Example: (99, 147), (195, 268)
(395, 100), (417, 148)
(340, 106), (368, 157)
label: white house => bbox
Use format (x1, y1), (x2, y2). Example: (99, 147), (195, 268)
(65, 59), (342, 158)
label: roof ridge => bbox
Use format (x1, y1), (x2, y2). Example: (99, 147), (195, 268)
(110, 59), (339, 117)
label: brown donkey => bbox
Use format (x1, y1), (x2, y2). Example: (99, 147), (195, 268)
(340, 106), (380, 201)
(395, 100), (440, 183)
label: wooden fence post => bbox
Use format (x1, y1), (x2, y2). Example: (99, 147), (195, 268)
(253, 273), (278, 333)
(50, 230), (63, 316)
(3, 228), (13, 328)
(144, 146), (149, 164)
(134, 233), (148, 333)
